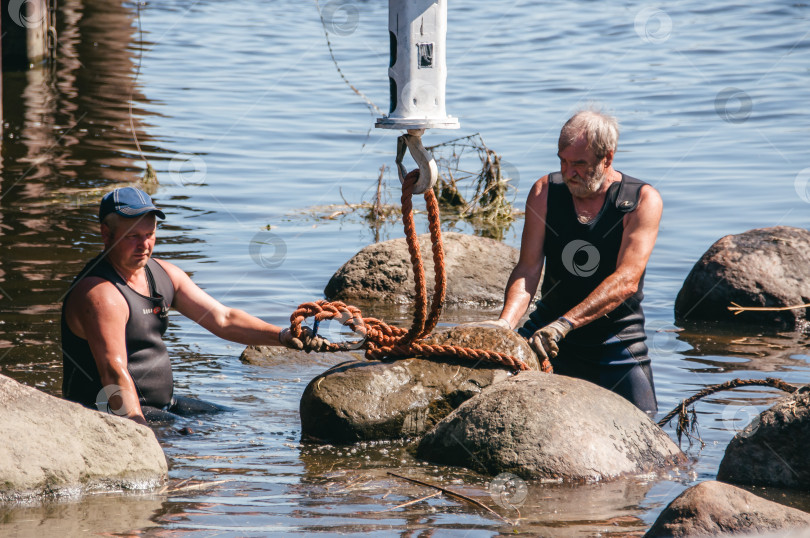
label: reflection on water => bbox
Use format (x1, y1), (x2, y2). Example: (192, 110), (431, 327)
(0, 0), (808, 535)
(0, 492), (165, 536)
(678, 328), (810, 374)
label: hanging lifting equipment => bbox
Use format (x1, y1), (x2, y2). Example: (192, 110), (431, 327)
(287, 1), (550, 373)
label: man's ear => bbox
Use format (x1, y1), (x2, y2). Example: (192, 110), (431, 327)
(100, 222), (112, 245)
(603, 149), (615, 169)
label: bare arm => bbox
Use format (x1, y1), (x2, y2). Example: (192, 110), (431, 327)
(563, 185), (663, 328)
(498, 176), (550, 329)
(155, 259), (287, 346)
(65, 278), (147, 425)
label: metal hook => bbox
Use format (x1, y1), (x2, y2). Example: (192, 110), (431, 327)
(395, 129), (438, 195)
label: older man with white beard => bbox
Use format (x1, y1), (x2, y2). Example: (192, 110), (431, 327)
(491, 110), (663, 415)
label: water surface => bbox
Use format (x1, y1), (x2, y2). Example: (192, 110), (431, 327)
(1, 0), (809, 535)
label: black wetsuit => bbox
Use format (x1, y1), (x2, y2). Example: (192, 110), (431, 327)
(517, 172), (658, 414)
(61, 254), (175, 411)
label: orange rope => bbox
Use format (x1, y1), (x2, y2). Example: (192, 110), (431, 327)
(289, 170), (548, 373)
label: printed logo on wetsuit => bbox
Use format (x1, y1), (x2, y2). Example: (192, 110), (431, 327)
(142, 305), (169, 318)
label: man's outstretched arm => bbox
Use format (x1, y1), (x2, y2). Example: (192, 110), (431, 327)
(156, 260), (323, 350)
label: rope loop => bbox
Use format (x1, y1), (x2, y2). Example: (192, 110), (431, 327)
(289, 168), (542, 373)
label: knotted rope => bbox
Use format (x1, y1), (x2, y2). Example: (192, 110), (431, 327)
(289, 170), (548, 373)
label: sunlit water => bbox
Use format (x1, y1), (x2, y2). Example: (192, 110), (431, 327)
(1, 0), (809, 535)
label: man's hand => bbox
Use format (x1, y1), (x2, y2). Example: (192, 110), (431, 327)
(528, 317), (574, 361)
(488, 319), (512, 330)
(279, 327), (330, 353)
(459, 319), (512, 330)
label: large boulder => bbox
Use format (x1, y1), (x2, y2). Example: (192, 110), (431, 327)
(324, 232), (528, 306)
(0, 374), (167, 503)
(717, 385), (810, 490)
(674, 226), (810, 329)
(416, 372), (685, 481)
(644, 480), (810, 537)
(299, 326), (540, 444)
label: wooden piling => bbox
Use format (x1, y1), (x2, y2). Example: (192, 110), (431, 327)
(1, 0), (51, 70)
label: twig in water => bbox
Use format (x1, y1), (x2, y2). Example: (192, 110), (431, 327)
(168, 479), (232, 494)
(657, 377), (799, 446)
(387, 472), (515, 525)
(376, 491), (442, 512)
(728, 302), (810, 315)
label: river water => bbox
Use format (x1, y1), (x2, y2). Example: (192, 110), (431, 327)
(1, 0), (809, 535)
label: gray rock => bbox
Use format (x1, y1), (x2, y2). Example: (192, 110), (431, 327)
(324, 232), (528, 306)
(717, 385), (810, 491)
(0, 374), (167, 503)
(416, 372), (685, 481)
(644, 480), (810, 537)
(240, 343), (360, 369)
(299, 326), (539, 444)
(675, 226), (810, 329)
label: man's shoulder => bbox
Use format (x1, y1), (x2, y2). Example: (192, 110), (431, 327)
(616, 172), (660, 213)
(64, 277), (127, 321)
(529, 173), (556, 194)
(638, 183), (663, 209)
(68, 276), (123, 302)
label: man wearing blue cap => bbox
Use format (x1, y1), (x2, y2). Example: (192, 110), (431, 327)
(61, 187), (322, 425)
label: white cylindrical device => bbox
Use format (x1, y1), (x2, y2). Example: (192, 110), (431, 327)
(376, 0), (459, 130)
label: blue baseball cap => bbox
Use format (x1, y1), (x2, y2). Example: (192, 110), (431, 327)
(98, 187), (166, 222)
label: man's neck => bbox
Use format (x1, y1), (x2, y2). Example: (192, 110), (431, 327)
(105, 253), (147, 287)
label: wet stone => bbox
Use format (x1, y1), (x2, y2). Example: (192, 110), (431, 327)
(0, 374), (167, 503)
(416, 371), (686, 481)
(644, 480), (810, 537)
(717, 385), (810, 491)
(324, 232), (530, 306)
(675, 226), (810, 329)
(298, 326), (540, 444)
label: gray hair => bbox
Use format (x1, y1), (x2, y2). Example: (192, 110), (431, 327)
(558, 109), (620, 159)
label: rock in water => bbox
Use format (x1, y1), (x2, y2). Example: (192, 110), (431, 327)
(674, 226), (810, 329)
(717, 385), (810, 490)
(416, 372), (685, 481)
(324, 232), (528, 306)
(644, 480), (810, 537)
(299, 326), (540, 444)
(0, 374), (167, 502)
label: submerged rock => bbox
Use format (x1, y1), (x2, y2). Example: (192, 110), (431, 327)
(324, 232), (528, 306)
(674, 226), (810, 329)
(644, 480), (810, 537)
(0, 374), (167, 503)
(416, 372), (685, 481)
(717, 385), (810, 491)
(299, 326), (540, 444)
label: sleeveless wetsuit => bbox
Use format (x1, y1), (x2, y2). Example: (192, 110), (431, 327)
(517, 172), (658, 414)
(61, 254), (175, 410)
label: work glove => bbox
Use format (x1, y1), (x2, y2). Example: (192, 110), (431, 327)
(528, 317), (574, 362)
(279, 326), (330, 353)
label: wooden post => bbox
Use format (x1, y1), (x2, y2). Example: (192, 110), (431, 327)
(1, 0), (50, 70)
